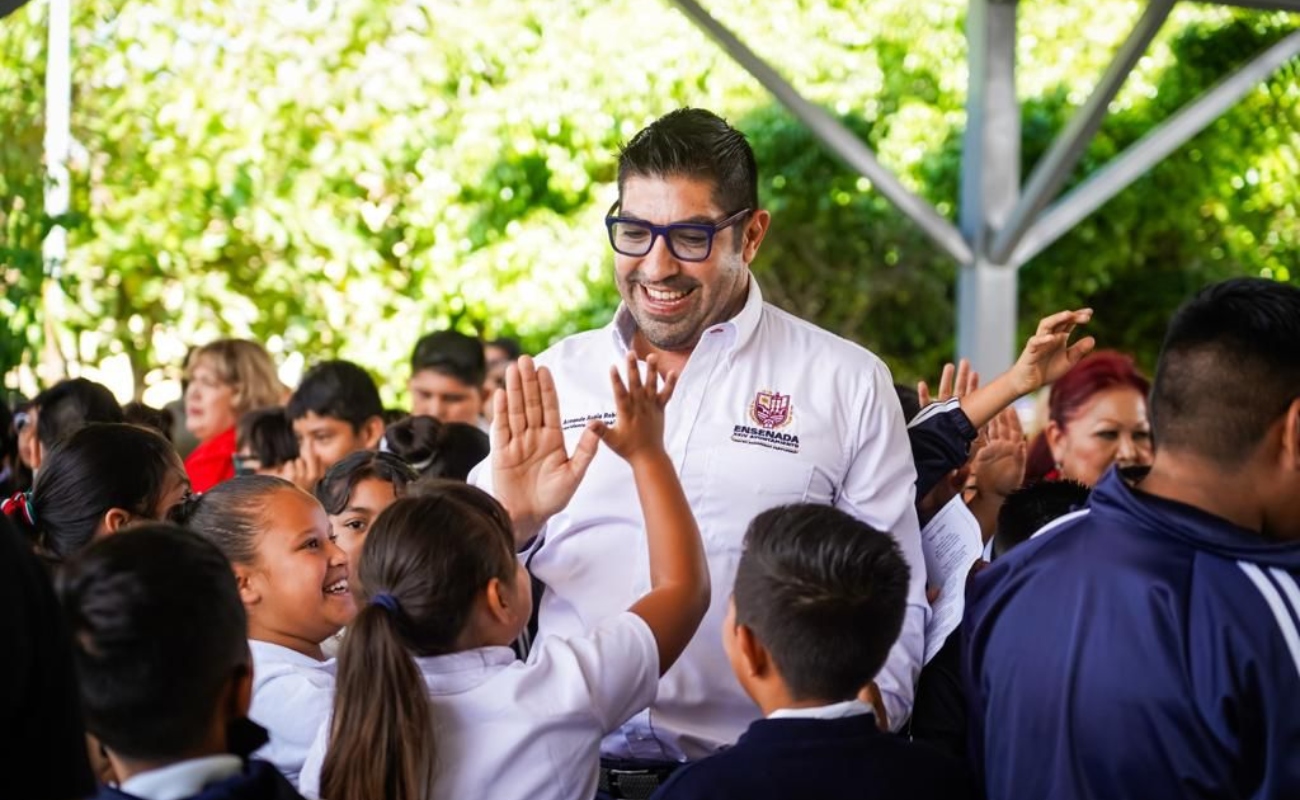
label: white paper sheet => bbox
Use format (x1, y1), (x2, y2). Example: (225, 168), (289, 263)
(921, 494), (985, 664)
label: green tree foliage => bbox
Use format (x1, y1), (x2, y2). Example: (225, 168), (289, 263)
(1, 0), (1296, 399)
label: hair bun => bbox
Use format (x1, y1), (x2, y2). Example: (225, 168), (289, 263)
(169, 491), (205, 526)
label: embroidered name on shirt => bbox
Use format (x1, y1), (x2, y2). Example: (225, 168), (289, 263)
(562, 412), (616, 432)
(733, 390), (799, 453)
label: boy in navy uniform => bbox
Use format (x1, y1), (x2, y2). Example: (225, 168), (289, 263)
(60, 524), (304, 800)
(650, 504), (974, 800)
(965, 277), (1300, 799)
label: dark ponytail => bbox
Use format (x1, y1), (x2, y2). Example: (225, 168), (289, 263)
(381, 415), (489, 481)
(320, 482), (519, 800)
(8, 423), (184, 559)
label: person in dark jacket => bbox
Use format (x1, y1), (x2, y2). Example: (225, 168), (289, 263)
(650, 504), (974, 800)
(60, 524), (304, 800)
(965, 277), (1300, 800)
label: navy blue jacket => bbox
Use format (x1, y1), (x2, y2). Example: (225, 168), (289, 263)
(649, 713), (975, 800)
(91, 760), (304, 800)
(907, 398), (978, 498)
(964, 468), (1300, 800)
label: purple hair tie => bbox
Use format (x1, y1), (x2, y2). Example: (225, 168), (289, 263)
(371, 593), (401, 613)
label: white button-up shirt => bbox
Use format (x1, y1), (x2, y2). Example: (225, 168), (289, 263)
(477, 278), (926, 760)
(298, 611), (658, 800)
(248, 640), (337, 786)
(118, 755), (244, 800)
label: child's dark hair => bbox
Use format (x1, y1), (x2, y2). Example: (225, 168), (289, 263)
(176, 475), (298, 565)
(410, 331), (487, 387)
(315, 450), (418, 516)
(733, 504), (910, 703)
(236, 407), (299, 470)
(486, 337), (521, 362)
(5, 423), (185, 560)
(287, 360), (383, 430)
(122, 402), (174, 443)
(34, 378), (125, 453)
(320, 483), (518, 800)
(382, 415), (489, 481)
(993, 479), (1090, 559)
(57, 524), (248, 761)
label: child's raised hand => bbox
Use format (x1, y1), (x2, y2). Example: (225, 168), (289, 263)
(591, 352), (678, 464)
(918, 359), (980, 409)
(1009, 309), (1096, 396)
(491, 356), (599, 540)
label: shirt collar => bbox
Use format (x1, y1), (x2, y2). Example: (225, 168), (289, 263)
(248, 639), (335, 670)
(608, 275), (766, 357)
(416, 646), (518, 695)
(1092, 467), (1300, 568)
(766, 698), (874, 721)
(118, 755), (243, 800)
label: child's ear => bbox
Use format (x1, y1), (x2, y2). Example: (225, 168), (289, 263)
(362, 416), (385, 449)
(233, 564), (261, 607)
(1281, 399), (1300, 472)
(735, 623), (772, 679)
(483, 577), (518, 626)
(100, 508), (134, 536)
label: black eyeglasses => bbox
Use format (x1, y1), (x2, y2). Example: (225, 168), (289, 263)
(232, 454), (261, 477)
(605, 202), (751, 262)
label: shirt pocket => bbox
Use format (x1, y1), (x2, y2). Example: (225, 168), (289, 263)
(701, 448), (814, 551)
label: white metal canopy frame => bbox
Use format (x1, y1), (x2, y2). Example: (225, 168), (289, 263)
(669, 0), (1300, 374)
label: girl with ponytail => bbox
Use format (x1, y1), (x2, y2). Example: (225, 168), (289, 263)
(299, 354), (710, 800)
(1, 423), (188, 561)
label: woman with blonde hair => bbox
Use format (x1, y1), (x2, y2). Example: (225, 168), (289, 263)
(184, 339), (286, 492)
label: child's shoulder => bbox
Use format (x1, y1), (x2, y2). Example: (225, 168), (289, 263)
(521, 611), (658, 730)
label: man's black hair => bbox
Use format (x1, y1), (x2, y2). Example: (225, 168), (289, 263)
(733, 503), (910, 702)
(993, 479), (1091, 559)
(410, 331), (487, 388)
(34, 378), (124, 452)
(236, 407), (299, 470)
(617, 108), (758, 240)
(57, 524), (248, 761)
(287, 360), (383, 430)
(1151, 278), (1300, 465)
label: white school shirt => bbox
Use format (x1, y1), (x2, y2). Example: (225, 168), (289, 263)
(473, 277), (927, 759)
(248, 640), (337, 786)
(767, 699), (874, 721)
(118, 755), (243, 800)
(298, 611), (658, 800)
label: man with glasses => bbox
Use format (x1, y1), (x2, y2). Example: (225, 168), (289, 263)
(477, 108), (926, 799)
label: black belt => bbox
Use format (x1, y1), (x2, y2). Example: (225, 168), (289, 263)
(598, 758), (681, 800)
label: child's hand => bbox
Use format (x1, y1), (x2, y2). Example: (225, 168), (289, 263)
(591, 352), (678, 465)
(969, 407), (1027, 500)
(918, 359), (979, 409)
(1008, 309), (1096, 396)
(492, 356), (600, 540)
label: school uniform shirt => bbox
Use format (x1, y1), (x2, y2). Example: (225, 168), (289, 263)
(964, 467), (1300, 800)
(648, 700), (974, 800)
(298, 610), (659, 800)
(474, 277), (926, 757)
(91, 756), (305, 800)
(247, 641), (337, 787)
(185, 427), (237, 493)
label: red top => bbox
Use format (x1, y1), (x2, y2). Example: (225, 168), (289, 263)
(185, 426), (237, 493)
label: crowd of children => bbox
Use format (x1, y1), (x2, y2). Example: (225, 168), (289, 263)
(5, 109), (1300, 800)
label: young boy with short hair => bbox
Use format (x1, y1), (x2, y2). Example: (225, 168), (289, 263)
(650, 504), (974, 800)
(60, 523), (303, 800)
(408, 330), (490, 427)
(287, 360), (385, 471)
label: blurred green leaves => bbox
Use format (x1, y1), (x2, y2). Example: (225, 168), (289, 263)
(1, 0), (1296, 399)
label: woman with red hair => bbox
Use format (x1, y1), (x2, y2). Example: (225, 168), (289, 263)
(1025, 350), (1153, 486)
